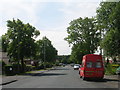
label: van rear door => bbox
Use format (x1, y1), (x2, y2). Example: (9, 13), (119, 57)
(85, 61), (95, 77)
(94, 61), (104, 77)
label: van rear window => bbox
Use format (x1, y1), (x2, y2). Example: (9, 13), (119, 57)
(96, 62), (102, 68)
(86, 62), (92, 68)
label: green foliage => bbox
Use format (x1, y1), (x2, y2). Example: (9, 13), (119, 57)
(25, 65), (36, 72)
(12, 63), (23, 74)
(44, 62), (53, 68)
(5, 19), (40, 72)
(70, 43), (87, 64)
(38, 63), (44, 69)
(65, 17), (100, 63)
(57, 55), (70, 64)
(7, 19), (40, 60)
(0, 34), (9, 52)
(101, 29), (120, 56)
(96, 2), (120, 57)
(4, 65), (15, 76)
(1, 18), (58, 73)
(105, 64), (117, 75)
(36, 37), (58, 63)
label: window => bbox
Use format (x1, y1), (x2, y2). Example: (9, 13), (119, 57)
(96, 62), (102, 68)
(86, 62), (92, 68)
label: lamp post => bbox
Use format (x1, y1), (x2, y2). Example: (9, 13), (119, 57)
(43, 37), (46, 69)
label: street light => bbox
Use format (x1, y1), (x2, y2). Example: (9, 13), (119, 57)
(43, 37), (46, 69)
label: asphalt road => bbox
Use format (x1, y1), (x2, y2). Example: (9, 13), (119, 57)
(2, 65), (119, 88)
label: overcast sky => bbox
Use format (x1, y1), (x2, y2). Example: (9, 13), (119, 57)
(0, 0), (103, 55)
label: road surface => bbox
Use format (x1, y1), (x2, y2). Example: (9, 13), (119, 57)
(2, 65), (119, 88)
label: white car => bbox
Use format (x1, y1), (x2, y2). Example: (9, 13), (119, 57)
(74, 64), (80, 70)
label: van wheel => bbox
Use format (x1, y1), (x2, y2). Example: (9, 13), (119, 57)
(82, 76), (86, 80)
(80, 75), (82, 78)
(99, 77), (103, 80)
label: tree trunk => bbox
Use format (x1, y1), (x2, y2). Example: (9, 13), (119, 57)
(21, 58), (25, 73)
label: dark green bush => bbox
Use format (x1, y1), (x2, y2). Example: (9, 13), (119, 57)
(44, 62), (53, 68)
(38, 63), (44, 69)
(4, 65), (15, 76)
(37, 62), (53, 69)
(25, 65), (33, 71)
(12, 63), (23, 74)
(105, 64), (117, 75)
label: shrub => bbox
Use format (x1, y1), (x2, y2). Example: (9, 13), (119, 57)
(37, 63), (44, 69)
(44, 62), (53, 68)
(54, 62), (59, 66)
(4, 65), (15, 76)
(105, 64), (117, 75)
(37, 62), (53, 70)
(25, 65), (33, 72)
(12, 63), (23, 74)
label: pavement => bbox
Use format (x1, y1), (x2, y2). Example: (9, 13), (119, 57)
(0, 67), (56, 86)
(0, 66), (120, 87)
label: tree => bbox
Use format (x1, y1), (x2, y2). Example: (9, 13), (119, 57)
(36, 37), (58, 64)
(0, 34), (9, 52)
(96, 2), (120, 57)
(6, 19), (40, 72)
(65, 17), (100, 63)
(70, 43), (90, 64)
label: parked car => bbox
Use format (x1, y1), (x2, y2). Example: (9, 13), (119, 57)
(74, 64), (80, 70)
(62, 64), (66, 67)
(116, 66), (120, 75)
(70, 63), (74, 67)
(79, 54), (104, 80)
(59, 63), (63, 66)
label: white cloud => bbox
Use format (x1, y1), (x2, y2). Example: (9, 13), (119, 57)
(60, 2), (100, 22)
(0, 1), (45, 35)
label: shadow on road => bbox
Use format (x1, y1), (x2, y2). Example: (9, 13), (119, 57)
(51, 68), (70, 71)
(1, 80), (18, 86)
(23, 72), (67, 77)
(36, 73), (67, 76)
(86, 78), (119, 82)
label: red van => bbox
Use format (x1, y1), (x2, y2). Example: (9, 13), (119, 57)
(79, 54), (104, 80)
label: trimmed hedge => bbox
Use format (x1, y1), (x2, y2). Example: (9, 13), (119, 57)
(37, 62), (53, 70)
(4, 65), (15, 76)
(12, 64), (23, 74)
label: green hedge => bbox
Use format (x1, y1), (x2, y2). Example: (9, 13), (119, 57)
(12, 63), (23, 74)
(25, 65), (36, 71)
(4, 65), (15, 76)
(3, 62), (54, 75)
(37, 62), (53, 70)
